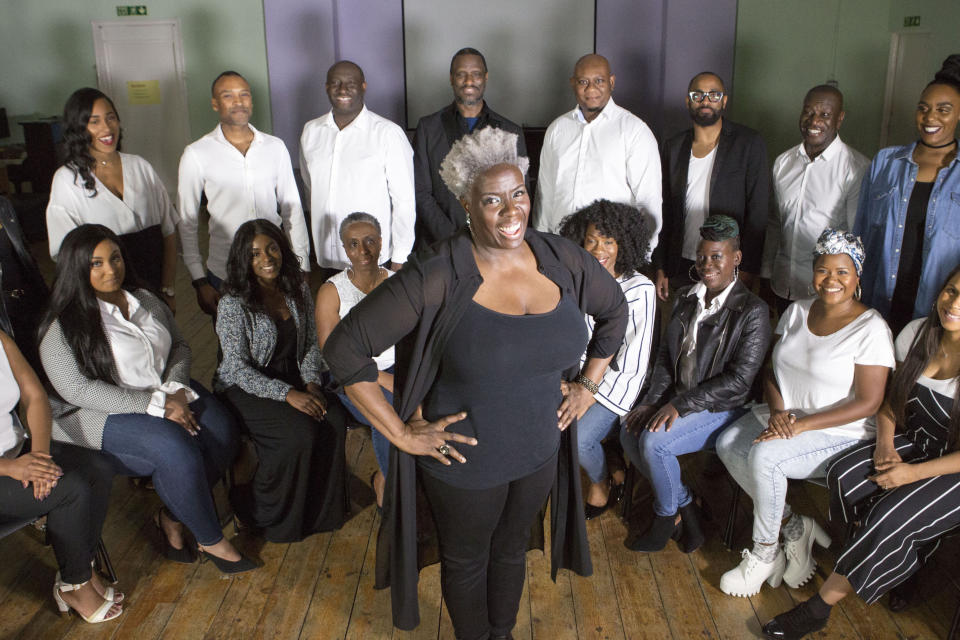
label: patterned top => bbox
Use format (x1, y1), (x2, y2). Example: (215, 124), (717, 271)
(39, 289), (190, 450)
(214, 283), (324, 401)
(327, 268), (395, 371)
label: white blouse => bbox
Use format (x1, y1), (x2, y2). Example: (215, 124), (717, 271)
(46, 152), (178, 260)
(0, 339), (25, 458)
(99, 290), (196, 416)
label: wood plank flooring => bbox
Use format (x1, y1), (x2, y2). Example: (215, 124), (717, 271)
(1, 235), (956, 639)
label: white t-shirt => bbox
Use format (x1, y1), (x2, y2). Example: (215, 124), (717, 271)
(0, 339), (25, 458)
(752, 297), (895, 439)
(681, 147), (717, 261)
(896, 318), (959, 397)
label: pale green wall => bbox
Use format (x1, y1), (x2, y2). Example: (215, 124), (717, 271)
(0, 0), (271, 143)
(886, 0), (960, 66)
(731, 0), (893, 160)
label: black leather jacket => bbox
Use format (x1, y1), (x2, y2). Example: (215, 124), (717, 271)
(641, 279), (770, 416)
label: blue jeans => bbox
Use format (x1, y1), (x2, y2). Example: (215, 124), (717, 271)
(337, 366), (394, 475)
(576, 403), (620, 484)
(621, 407), (747, 516)
(100, 381), (238, 545)
(716, 409), (859, 545)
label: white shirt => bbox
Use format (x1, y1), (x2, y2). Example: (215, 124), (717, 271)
(756, 297), (895, 439)
(580, 272), (656, 415)
(896, 318), (958, 397)
(99, 290), (196, 416)
(677, 279), (737, 391)
(47, 153), (178, 260)
(0, 339), (25, 458)
(177, 124), (311, 280)
(299, 106), (415, 269)
(682, 147), (717, 261)
(762, 136), (869, 299)
(534, 99), (662, 255)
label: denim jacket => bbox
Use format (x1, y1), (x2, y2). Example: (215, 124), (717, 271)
(853, 142), (960, 321)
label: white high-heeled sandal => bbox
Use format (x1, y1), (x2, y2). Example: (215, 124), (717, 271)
(53, 576), (122, 623)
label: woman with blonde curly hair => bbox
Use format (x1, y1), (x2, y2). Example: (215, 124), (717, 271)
(324, 126), (627, 638)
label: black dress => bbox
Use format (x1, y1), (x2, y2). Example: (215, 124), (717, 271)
(224, 316), (347, 542)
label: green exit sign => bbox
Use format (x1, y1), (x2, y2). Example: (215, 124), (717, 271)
(903, 15), (921, 26)
(117, 5), (147, 16)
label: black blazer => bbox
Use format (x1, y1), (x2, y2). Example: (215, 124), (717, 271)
(641, 279), (771, 416)
(653, 119), (770, 276)
(324, 228), (627, 630)
(412, 102), (526, 247)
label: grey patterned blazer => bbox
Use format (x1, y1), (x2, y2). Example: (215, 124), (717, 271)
(213, 283), (323, 401)
(39, 289), (191, 450)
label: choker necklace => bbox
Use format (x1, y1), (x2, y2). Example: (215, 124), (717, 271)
(918, 138), (958, 149)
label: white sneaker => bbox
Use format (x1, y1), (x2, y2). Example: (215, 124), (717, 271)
(783, 515), (831, 588)
(720, 548), (785, 597)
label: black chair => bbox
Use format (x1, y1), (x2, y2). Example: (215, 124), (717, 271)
(0, 516), (117, 584)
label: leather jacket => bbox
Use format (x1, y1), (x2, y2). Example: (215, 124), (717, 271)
(640, 279), (770, 416)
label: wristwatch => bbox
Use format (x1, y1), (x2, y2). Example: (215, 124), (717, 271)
(161, 286), (176, 297)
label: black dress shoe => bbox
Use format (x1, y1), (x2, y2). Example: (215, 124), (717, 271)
(761, 600), (829, 639)
(624, 513), (679, 552)
(584, 483), (624, 520)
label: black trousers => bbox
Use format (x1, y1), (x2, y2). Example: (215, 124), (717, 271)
(223, 386), (347, 543)
(0, 441), (114, 584)
(420, 453), (557, 640)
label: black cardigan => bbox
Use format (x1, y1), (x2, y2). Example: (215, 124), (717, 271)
(412, 102), (526, 247)
(653, 119), (770, 276)
(324, 228), (627, 629)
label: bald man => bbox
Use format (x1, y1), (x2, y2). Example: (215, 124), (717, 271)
(761, 85), (868, 313)
(654, 71), (769, 301)
(300, 61), (415, 272)
(534, 54), (661, 254)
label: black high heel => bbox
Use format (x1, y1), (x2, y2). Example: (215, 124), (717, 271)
(624, 513), (679, 552)
(584, 482), (624, 520)
(154, 508), (197, 564)
(197, 547), (260, 574)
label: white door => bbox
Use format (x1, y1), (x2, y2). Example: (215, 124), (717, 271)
(92, 19), (190, 195)
(880, 31), (933, 148)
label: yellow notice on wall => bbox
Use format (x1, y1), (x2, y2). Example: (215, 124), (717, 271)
(127, 80), (161, 105)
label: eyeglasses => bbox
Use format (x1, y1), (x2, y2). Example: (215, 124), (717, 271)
(688, 90), (725, 103)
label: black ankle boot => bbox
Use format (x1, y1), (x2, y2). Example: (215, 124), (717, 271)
(624, 513), (679, 552)
(678, 500), (706, 553)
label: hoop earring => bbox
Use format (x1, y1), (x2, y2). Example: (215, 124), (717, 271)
(855, 284), (862, 301)
(688, 263), (700, 282)
(465, 212), (471, 228)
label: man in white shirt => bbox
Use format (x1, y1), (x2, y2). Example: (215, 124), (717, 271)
(534, 54), (661, 250)
(761, 85), (869, 313)
(178, 71), (310, 316)
(300, 61), (415, 273)
(654, 72), (770, 301)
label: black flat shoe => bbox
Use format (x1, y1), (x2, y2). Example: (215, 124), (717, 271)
(761, 600), (829, 639)
(584, 483), (624, 520)
(198, 548), (260, 575)
(154, 508), (197, 564)
(624, 513), (679, 552)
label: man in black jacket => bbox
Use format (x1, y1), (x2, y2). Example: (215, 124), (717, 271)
(653, 72), (769, 300)
(412, 48), (526, 247)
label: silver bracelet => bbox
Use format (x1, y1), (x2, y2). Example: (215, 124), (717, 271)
(574, 373), (599, 395)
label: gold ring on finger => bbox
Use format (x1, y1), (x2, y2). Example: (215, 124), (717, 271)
(437, 444), (450, 456)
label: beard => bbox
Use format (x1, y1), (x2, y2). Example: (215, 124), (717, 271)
(690, 105), (723, 126)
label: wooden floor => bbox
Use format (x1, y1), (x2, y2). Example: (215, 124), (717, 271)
(1, 235), (957, 639)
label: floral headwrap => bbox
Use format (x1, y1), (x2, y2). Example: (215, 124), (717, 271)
(812, 228), (865, 276)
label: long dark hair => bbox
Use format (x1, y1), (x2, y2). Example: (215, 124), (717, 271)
(62, 88), (122, 196)
(39, 224), (142, 385)
(887, 263), (960, 449)
(223, 220), (307, 315)
(557, 199), (651, 278)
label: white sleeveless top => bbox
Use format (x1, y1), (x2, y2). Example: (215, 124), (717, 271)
(0, 339), (26, 458)
(328, 269), (395, 371)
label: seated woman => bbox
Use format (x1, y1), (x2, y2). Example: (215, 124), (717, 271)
(621, 215), (770, 554)
(0, 329), (120, 623)
(716, 229), (893, 597)
(761, 263), (960, 639)
(215, 219), (347, 542)
(39, 224), (253, 574)
(558, 199), (657, 518)
(46, 88), (178, 306)
(315, 212), (394, 509)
